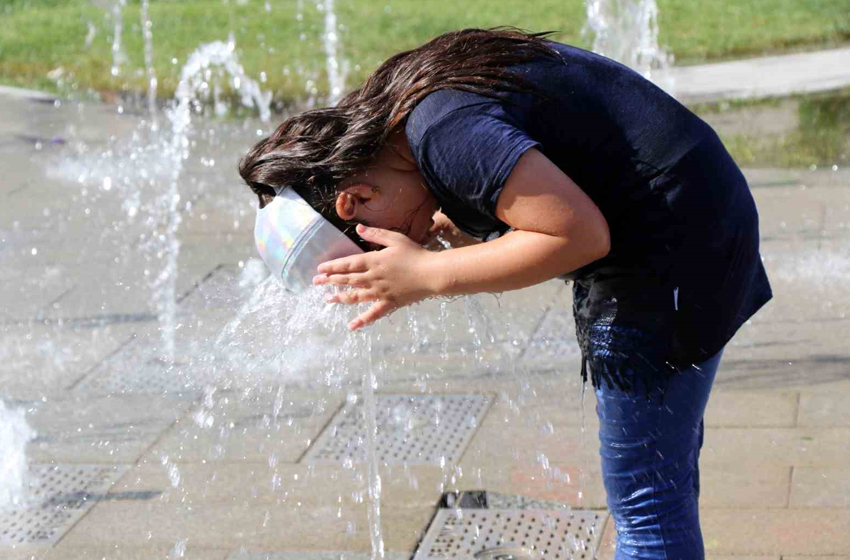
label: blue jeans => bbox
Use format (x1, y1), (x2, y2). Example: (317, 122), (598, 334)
(596, 349), (724, 560)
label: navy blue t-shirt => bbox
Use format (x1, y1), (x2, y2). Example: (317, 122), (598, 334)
(404, 41), (772, 390)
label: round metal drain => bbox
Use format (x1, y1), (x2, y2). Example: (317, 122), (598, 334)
(474, 545), (542, 560)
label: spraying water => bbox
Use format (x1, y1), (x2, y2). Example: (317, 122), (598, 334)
(584, 0), (672, 84)
(155, 39), (271, 362)
(0, 400), (35, 511)
(364, 333), (386, 559)
(319, 0), (346, 105)
(110, 0), (127, 77)
(140, 0), (158, 124)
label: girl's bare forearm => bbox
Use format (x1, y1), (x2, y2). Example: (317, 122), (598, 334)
(428, 229), (607, 296)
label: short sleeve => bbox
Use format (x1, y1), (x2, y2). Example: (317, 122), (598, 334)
(413, 103), (540, 222)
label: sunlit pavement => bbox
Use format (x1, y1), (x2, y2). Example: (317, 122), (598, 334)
(2, 86), (850, 559)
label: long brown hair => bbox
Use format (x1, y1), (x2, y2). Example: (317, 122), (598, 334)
(238, 28), (560, 243)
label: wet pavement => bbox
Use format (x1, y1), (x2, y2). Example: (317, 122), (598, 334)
(1, 85), (850, 560)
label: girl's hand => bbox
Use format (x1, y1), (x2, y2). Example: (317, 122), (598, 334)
(425, 211), (481, 249)
(313, 224), (442, 330)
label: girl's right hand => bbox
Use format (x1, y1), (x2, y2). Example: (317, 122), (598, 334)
(425, 211), (481, 249)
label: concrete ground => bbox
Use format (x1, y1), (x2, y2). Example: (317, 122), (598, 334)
(2, 77), (850, 559)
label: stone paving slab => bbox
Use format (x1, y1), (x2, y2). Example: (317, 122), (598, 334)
(704, 390), (798, 427)
(60, 501), (433, 554)
(798, 391), (850, 426)
(597, 516), (782, 559)
(142, 391), (341, 464)
(785, 557), (850, 560)
(25, 393), (193, 464)
(701, 508), (850, 555)
(718, 320), (850, 390)
(229, 553), (409, 560)
(0, 323), (135, 399)
(3, 546), (230, 560)
(112, 463), (444, 509)
(699, 427), (850, 467)
(790, 466), (850, 508)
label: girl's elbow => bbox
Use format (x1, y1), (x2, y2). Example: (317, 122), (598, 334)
(592, 220), (611, 260)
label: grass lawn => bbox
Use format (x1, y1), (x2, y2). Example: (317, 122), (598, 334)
(1, 0), (849, 105)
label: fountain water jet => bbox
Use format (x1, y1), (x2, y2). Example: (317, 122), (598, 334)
(0, 400), (35, 512)
(140, 0), (158, 125)
(155, 39), (271, 363)
(319, 0), (346, 105)
(110, 0), (127, 77)
(584, 0), (672, 86)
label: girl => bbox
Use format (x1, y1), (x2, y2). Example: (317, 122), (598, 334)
(239, 28), (771, 560)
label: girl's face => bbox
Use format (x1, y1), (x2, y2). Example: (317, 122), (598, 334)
(335, 137), (439, 247)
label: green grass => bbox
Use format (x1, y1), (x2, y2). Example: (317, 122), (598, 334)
(1, 0), (849, 104)
(696, 89), (850, 168)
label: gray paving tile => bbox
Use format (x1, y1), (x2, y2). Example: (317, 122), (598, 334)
(790, 466), (850, 507)
(25, 393), (194, 464)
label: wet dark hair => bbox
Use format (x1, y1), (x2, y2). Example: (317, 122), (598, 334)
(238, 27), (561, 246)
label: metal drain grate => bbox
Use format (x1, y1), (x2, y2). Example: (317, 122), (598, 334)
(485, 492), (572, 512)
(226, 553), (410, 560)
(75, 353), (202, 395)
(416, 508), (602, 560)
(302, 394), (491, 465)
(0, 464), (127, 546)
(414, 491), (603, 560)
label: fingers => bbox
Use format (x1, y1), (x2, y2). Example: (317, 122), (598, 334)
(356, 223), (413, 248)
(313, 272), (369, 287)
(324, 288), (379, 305)
(317, 254), (368, 275)
(349, 300), (396, 331)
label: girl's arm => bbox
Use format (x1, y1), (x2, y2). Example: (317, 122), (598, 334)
(427, 148), (609, 294)
(315, 148), (610, 329)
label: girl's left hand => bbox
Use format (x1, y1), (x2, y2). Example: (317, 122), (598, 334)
(313, 223), (441, 330)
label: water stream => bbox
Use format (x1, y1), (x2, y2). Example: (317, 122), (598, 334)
(140, 0), (158, 124)
(584, 0), (673, 87)
(0, 400), (35, 512)
(155, 39), (271, 362)
(319, 0), (346, 105)
(110, 0), (127, 77)
(364, 333), (386, 559)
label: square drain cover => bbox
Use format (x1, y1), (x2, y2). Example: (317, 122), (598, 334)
(414, 491), (603, 560)
(303, 394), (491, 465)
(0, 464), (127, 546)
(75, 353), (201, 395)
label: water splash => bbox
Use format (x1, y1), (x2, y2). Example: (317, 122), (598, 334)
(319, 0), (345, 104)
(0, 400), (36, 511)
(110, 0), (127, 77)
(584, 0), (673, 86)
(156, 38), (271, 362)
(140, 0), (158, 124)
(364, 333), (386, 559)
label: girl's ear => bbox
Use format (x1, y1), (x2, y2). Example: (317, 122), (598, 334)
(335, 191), (358, 220)
(335, 184), (378, 219)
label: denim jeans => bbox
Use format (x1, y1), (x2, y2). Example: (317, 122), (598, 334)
(596, 349), (724, 560)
